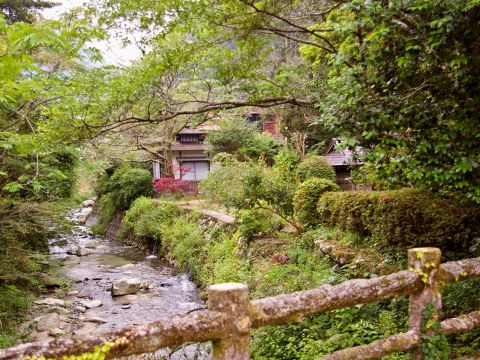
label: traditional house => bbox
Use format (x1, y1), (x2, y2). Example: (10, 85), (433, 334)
(325, 138), (369, 190)
(152, 126), (214, 182)
(246, 111), (284, 141)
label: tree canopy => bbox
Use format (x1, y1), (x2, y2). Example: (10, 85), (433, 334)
(2, 0), (480, 202)
(0, 0), (57, 23)
(87, 0), (480, 202)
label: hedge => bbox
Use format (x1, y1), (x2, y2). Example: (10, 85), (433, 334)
(294, 178), (339, 229)
(317, 189), (480, 258)
(296, 155), (336, 182)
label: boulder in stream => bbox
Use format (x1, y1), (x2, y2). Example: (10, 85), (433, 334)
(79, 300), (103, 309)
(111, 277), (141, 296)
(34, 298), (65, 307)
(85, 241), (98, 249)
(36, 313), (60, 332)
(76, 247), (90, 257)
(82, 199), (96, 207)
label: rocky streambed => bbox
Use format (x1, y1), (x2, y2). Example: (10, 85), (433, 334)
(22, 204), (206, 358)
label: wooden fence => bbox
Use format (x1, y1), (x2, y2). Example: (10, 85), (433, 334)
(1, 247), (479, 360)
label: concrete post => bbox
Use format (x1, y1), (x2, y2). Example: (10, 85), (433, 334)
(408, 247), (442, 359)
(208, 283), (251, 360)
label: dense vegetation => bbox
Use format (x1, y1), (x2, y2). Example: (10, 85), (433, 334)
(2, 0), (480, 357)
(119, 197), (480, 359)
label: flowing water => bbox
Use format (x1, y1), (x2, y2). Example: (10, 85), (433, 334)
(46, 206), (207, 359)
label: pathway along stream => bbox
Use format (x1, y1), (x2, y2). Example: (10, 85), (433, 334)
(31, 205), (207, 359)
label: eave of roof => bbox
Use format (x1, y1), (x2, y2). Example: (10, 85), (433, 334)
(171, 143), (212, 151)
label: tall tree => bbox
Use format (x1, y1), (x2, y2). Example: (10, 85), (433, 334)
(0, 0), (57, 23)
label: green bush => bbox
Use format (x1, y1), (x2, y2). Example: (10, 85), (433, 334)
(296, 155), (336, 182)
(121, 197), (182, 240)
(317, 189), (480, 259)
(294, 179), (339, 228)
(238, 209), (273, 242)
(94, 165), (153, 230)
(0, 285), (31, 348)
(96, 165), (153, 211)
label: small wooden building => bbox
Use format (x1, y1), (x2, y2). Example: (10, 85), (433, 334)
(325, 138), (369, 190)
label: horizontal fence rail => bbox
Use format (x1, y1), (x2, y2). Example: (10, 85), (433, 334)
(1, 247), (479, 360)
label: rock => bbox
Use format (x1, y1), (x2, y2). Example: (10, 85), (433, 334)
(82, 199), (96, 207)
(76, 247), (90, 256)
(66, 248), (78, 255)
(18, 320), (33, 334)
(119, 263), (135, 269)
(74, 322), (98, 336)
(316, 242), (333, 256)
(49, 328), (65, 337)
(121, 304), (131, 309)
(159, 282), (173, 288)
(85, 316), (108, 324)
(31, 331), (52, 343)
(74, 306), (87, 313)
(72, 214), (88, 225)
(56, 307), (70, 315)
(40, 274), (61, 288)
(140, 283), (153, 290)
(332, 264), (341, 273)
(66, 290), (79, 296)
(111, 277), (141, 296)
(85, 241), (98, 249)
(79, 300), (103, 309)
(34, 298), (65, 307)
(36, 313), (60, 332)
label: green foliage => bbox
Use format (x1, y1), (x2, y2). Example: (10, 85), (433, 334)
(206, 118), (258, 155)
(308, 0), (480, 203)
(0, 284), (30, 348)
(420, 302), (450, 359)
(237, 208), (278, 243)
(206, 118), (280, 162)
(296, 155), (336, 183)
(0, 198), (69, 348)
(200, 157), (300, 231)
(317, 189), (480, 259)
(0, 0), (57, 23)
(251, 299), (409, 360)
(121, 197), (181, 240)
(96, 165), (153, 211)
(273, 147), (301, 180)
(294, 178), (339, 229)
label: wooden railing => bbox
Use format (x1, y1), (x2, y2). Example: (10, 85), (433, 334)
(1, 247), (479, 360)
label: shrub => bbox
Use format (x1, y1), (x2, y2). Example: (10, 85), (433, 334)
(206, 117), (257, 155)
(153, 178), (196, 195)
(121, 197), (182, 240)
(296, 155), (336, 182)
(273, 147), (301, 180)
(96, 165), (153, 211)
(237, 208), (278, 242)
(317, 189), (480, 259)
(200, 158), (301, 231)
(294, 179), (339, 228)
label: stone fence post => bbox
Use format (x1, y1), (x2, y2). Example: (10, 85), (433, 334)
(208, 283), (251, 359)
(408, 247), (442, 359)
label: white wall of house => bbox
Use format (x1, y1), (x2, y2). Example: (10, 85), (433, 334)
(172, 150), (210, 180)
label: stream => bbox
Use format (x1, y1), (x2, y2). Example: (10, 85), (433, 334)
(31, 205), (207, 359)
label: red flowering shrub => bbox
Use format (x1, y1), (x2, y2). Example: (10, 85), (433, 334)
(153, 178), (196, 194)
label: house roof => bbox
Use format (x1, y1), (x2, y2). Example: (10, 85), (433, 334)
(171, 143), (212, 151)
(325, 138), (363, 167)
(178, 128), (206, 135)
(177, 124), (219, 135)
